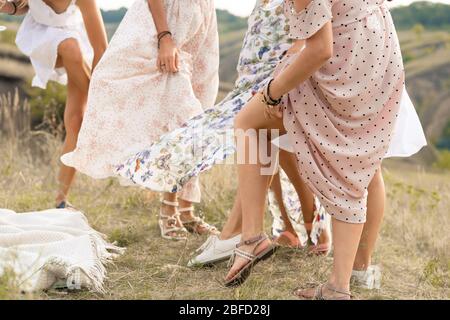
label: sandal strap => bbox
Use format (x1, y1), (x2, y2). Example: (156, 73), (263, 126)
(313, 283), (352, 300)
(159, 212), (181, 221)
(325, 284), (352, 297)
(237, 234), (268, 248)
(234, 248), (256, 261)
(314, 284), (326, 300)
(182, 216), (217, 230)
(162, 226), (188, 234)
(161, 199), (179, 207)
(178, 206), (194, 213)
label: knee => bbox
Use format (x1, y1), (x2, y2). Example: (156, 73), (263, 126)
(58, 38), (84, 66)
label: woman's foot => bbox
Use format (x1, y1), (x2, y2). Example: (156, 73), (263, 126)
(55, 193), (75, 209)
(273, 230), (302, 248)
(351, 265), (381, 289)
(304, 204), (332, 255)
(159, 200), (188, 241)
(293, 283), (352, 300)
(224, 234), (277, 287)
(179, 205), (219, 236)
(56, 200), (75, 209)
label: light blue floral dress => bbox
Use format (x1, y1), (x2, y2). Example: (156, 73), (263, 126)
(116, 0), (328, 245)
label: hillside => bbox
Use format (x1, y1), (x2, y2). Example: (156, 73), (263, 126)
(0, 3), (449, 161)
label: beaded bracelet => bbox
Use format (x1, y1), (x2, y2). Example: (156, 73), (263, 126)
(261, 79), (282, 109)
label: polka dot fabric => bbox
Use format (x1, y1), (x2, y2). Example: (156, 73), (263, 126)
(285, 0), (333, 40)
(280, 0), (404, 223)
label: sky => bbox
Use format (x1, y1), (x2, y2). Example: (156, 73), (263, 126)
(97, 0), (450, 17)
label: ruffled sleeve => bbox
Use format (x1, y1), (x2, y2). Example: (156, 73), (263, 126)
(285, 0), (333, 40)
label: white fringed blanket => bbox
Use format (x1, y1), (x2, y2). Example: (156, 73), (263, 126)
(0, 208), (123, 293)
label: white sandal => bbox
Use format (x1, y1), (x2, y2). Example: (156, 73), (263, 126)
(159, 200), (188, 241)
(179, 206), (218, 236)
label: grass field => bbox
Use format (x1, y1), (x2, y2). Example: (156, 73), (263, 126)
(0, 10), (449, 301)
(0, 133), (448, 300)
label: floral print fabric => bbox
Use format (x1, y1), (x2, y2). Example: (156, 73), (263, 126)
(115, 0), (327, 243)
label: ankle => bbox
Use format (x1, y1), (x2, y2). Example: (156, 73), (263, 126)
(179, 211), (193, 219)
(56, 195), (66, 204)
(353, 258), (371, 271)
(161, 204), (177, 216)
(327, 279), (350, 293)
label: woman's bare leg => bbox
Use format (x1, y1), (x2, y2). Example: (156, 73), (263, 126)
(220, 191), (243, 239)
(225, 95), (284, 280)
(56, 38), (90, 205)
(329, 219), (364, 291)
(353, 168), (385, 270)
(278, 150), (331, 246)
(278, 151), (314, 222)
(270, 173), (296, 235)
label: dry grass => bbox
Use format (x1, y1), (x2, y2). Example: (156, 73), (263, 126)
(0, 127), (448, 300)
(0, 94), (448, 300)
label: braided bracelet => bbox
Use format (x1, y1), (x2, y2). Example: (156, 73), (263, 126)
(157, 31), (172, 49)
(261, 79), (282, 109)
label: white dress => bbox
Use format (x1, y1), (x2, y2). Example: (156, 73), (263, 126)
(15, 0), (93, 89)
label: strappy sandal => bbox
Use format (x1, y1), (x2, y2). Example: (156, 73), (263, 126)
(304, 222), (331, 256)
(224, 234), (277, 287)
(273, 230), (303, 249)
(179, 206), (219, 236)
(293, 283), (352, 300)
(159, 200), (188, 241)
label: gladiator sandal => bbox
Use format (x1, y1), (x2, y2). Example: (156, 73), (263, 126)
(179, 206), (218, 236)
(159, 200), (188, 241)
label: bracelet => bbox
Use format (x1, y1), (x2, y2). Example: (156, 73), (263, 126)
(8, 1), (17, 15)
(261, 79), (282, 108)
(157, 31), (172, 49)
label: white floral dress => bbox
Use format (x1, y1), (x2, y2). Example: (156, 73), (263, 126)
(62, 0), (219, 202)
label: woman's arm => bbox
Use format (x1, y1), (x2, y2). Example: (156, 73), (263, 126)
(77, 0), (108, 70)
(0, 0), (29, 15)
(147, 0), (179, 73)
(270, 0), (333, 99)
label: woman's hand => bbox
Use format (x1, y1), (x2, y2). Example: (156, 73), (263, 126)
(157, 36), (179, 73)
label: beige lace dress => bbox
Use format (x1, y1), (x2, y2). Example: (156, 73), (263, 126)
(62, 0), (219, 202)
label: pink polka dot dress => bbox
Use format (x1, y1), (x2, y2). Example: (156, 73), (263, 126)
(279, 0), (404, 223)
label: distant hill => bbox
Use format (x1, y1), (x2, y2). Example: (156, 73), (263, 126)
(391, 1), (450, 30)
(0, 3), (449, 162)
